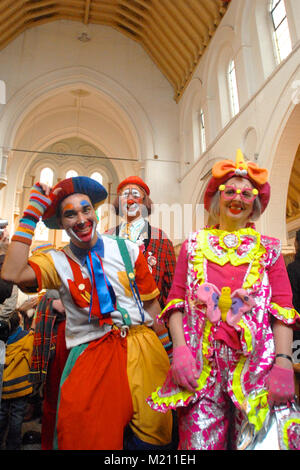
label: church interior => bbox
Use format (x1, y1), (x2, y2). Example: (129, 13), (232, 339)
(1, 0), (300, 451)
(0, 0), (300, 255)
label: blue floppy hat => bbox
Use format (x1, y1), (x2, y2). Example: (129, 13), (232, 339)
(42, 176), (107, 229)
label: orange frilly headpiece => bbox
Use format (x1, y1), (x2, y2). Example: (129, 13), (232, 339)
(212, 148), (268, 186)
(204, 149), (270, 213)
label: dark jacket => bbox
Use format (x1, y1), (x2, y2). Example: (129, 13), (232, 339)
(287, 253), (300, 343)
(0, 254), (13, 304)
(287, 253), (300, 313)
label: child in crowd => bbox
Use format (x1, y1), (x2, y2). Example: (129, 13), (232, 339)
(0, 311), (34, 450)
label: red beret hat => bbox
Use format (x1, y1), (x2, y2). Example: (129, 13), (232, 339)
(117, 176), (150, 196)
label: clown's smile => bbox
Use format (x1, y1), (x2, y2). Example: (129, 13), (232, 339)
(228, 203), (244, 215)
(126, 202), (140, 217)
(72, 220), (94, 241)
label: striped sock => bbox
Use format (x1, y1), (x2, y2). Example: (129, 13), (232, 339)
(158, 329), (173, 362)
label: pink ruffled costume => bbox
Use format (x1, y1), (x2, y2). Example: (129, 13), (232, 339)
(147, 227), (300, 450)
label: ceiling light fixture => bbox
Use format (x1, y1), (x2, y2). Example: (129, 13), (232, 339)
(78, 32), (91, 42)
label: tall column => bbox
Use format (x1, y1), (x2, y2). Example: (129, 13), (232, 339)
(0, 149), (18, 235)
(0, 80), (5, 105)
(0, 148), (8, 190)
(0, 79), (7, 190)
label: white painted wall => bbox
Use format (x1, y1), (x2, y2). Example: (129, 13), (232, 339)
(178, 0), (300, 245)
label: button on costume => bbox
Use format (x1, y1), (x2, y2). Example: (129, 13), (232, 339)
(147, 151), (300, 450)
(9, 176), (172, 450)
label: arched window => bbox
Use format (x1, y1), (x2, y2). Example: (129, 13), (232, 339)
(199, 109), (206, 154)
(35, 218), (50, 242)
(91, 172), (103, 184)
(40, 167), (54, 186)
(270, 0), (292, 63)
(228, 59), (240, 117)
(66, 169), (78, 179)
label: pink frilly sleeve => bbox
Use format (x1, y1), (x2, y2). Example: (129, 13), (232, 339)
(269, 253), (300, 326)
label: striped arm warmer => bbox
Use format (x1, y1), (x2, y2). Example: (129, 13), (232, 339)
(12, 183), (52, 246)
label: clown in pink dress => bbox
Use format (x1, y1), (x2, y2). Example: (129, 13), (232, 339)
(147, 150), (300, 450)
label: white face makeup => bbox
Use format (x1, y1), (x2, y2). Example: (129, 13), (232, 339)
(126, 203), (140, 217)
(119, 184), (145, 221)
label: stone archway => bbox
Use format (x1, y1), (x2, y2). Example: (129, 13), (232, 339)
(264, 103), (300, 245)
(0, 67), (155, 228)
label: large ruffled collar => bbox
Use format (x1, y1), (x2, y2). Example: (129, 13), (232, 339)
(199, 227), (262, 266)
(193, 227), (266, 289)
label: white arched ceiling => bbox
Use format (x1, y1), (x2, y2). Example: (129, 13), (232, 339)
(9, 88), (139, 187)
(0, 66), (155, 159)
(0, 66), (156, 224)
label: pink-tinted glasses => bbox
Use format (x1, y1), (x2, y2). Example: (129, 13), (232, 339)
(219, 184), (258, 203)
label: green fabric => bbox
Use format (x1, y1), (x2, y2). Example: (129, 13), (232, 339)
(115, 237), (135, 280)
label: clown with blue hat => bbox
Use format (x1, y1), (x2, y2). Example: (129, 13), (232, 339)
(2, 175), (173, 450)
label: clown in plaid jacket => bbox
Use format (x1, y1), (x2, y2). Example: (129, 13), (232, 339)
(108, 176), (176, 310)
(107, 221), (176, 309)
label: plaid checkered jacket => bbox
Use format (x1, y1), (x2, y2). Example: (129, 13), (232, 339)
(106, 223), (176, 309)
(29, 295), (65, 384)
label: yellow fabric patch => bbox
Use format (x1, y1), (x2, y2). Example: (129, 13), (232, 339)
(2, 333), (34, 399)
(29, 251), (61, 291)
(247, 391), (269, 432)
(271, 302), (300, 322)
(126, 325), (172, 446)
(117, 270), (159, 301)
(159, 298), (184, 319)
(117, 270), (135, 297)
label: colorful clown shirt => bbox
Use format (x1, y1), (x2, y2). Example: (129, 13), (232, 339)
(28, 234), (159, 349)
(148, 227), (300, 432)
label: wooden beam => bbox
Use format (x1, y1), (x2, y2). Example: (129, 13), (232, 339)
(118, 0), (148, 20)
(145, 8), (191, 78)
(153, 0), (198, 64)
(83, 0), (91, 24)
